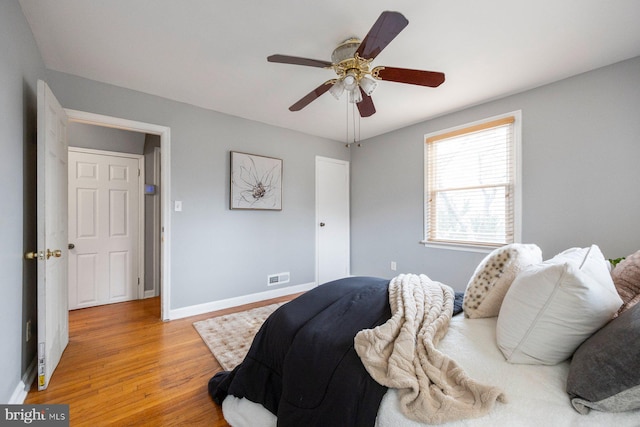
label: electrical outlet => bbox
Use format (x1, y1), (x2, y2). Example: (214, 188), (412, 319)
(391, 261), (397, 271)
(26, 319), (32, 342)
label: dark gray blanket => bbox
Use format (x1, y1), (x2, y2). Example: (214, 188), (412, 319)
(208, 276), (464, 427)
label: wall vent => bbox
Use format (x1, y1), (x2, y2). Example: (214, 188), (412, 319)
(267, 272), (290, 286)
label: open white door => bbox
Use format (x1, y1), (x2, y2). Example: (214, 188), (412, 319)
(33, 80), (69, 390)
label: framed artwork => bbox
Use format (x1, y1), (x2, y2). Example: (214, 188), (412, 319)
(230, 151), (282, 210)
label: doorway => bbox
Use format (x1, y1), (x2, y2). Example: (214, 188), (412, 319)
(65, 109), (172, 320)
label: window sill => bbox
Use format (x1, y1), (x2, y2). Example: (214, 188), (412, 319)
(419, 240), (498, 254)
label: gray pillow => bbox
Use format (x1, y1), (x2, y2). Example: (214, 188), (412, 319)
(566, 302), (640, 414)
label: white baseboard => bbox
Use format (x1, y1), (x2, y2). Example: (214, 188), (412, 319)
(168, 281), (317, 320)
(9, 358), (36, 404)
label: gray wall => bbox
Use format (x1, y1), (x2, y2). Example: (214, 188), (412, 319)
(0, 0), (45, 403)
(351, 56), (640, 291)
(68, 122), (145, 154)
(45, 70), (350, 309)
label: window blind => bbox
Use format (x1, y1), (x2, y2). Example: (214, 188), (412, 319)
(426, 116), (515, 247)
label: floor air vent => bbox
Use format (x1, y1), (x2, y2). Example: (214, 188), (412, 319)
(267, 272), (290, 286)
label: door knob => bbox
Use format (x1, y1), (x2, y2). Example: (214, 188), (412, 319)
(319, 222), (326, 227)
(25, 249), (62, 260)
(46, 249), (62, 259)
(24, 251), (41, 260)
(68, 243), (75, 250)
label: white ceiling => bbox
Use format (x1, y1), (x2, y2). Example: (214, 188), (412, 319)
(19, 0), (640, 142)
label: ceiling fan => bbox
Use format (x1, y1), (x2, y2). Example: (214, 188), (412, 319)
(267, 11), (445, 118)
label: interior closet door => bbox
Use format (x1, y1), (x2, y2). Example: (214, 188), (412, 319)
(68, 148), (142, 309)
(316, 156), (350, 285)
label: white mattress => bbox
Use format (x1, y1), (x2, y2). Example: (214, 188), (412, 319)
(222, 316), (640, 426)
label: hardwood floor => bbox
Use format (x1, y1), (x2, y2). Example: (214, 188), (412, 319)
(25, 295), (297, 426)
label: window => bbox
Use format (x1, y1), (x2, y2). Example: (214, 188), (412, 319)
(424, 112), (521, 249)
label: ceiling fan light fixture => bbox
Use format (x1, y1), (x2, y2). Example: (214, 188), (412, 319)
(329, 79), (345, 100)
(343, 74), (357, 91)
(348, 87), (362, 104)
(359, 75), (378, 96)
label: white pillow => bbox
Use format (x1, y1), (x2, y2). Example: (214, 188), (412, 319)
(496, 245), (623, 365)
(463, 243), (542, 318)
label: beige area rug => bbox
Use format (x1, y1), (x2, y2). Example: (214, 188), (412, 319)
(193, 302), (285, 371)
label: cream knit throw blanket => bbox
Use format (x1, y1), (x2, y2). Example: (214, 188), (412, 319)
(354, 274), (506, 424)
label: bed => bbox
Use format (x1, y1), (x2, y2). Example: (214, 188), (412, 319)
(209, 245), (640, 426)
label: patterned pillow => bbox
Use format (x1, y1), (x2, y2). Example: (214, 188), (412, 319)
(463, 243), (542, 318)
(612, 250), (640, 315)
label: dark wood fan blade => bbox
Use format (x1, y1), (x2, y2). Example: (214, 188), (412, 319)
(289, 80), (334, 111)
(268, 54), (333, 68)
(357, 88), (376, 117)
(373, 66), (445, 87)
(355, 11), (408, 60)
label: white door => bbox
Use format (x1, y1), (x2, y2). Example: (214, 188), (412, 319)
(68, 149), (142, 310)
(35, 80), (69, 390)
(316, 157), (350, 285)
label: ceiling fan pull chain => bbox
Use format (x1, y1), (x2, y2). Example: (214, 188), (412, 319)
(352, 102), (357, 145)
(345, 97), (349, 147)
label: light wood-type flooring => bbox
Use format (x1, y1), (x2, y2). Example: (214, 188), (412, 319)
(25, 295), (296, 426)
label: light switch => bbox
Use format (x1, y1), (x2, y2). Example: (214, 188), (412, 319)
(174, 201), (182, 211)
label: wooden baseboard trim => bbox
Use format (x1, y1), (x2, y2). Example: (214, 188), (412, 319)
(168, 282), (317, 320)
(143, 289), (157, 299)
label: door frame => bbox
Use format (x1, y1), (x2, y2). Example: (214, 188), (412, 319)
(65, 109), (172, 320)
(146, 146), (162, 298)
(68, 147), (145, 304)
